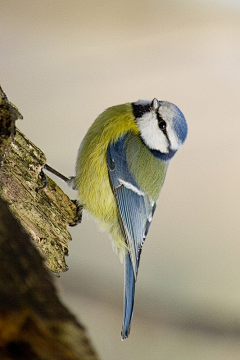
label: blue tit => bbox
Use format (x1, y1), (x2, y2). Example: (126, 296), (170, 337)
(74, 98), (188, 340)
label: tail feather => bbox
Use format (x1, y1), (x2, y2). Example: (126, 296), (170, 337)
(121, 253), (136, 340)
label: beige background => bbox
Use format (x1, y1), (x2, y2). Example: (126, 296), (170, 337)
(1, 1), (240, 359)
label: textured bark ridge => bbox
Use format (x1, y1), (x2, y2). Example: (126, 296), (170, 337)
(0, 197), (99, 360)
(0, 85), (100, 360)
(0, 85), (77, 274)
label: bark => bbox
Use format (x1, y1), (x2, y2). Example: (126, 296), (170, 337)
(0, 85), (100, 360)
(0, 85), (77, 275)
(0, 197), (99, 360)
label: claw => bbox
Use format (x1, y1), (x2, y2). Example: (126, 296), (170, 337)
(36, 169), (48, 192)
(69, 200), (83, 226)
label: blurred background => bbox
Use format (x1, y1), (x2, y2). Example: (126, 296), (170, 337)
(1, 0), (240, 358)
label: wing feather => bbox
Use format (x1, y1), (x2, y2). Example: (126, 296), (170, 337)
(107, 135), (155, 279)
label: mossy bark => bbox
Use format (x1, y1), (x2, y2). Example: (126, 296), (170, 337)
(0, 85), (77, 274)
(0, 197), (99, 360)
(0, 85), (99, 359)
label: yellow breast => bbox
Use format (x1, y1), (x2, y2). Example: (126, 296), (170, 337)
(74, 103), (139, 255)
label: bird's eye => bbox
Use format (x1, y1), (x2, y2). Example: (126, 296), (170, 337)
(158, 120), (167, 131)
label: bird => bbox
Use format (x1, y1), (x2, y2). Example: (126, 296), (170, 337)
(72, 98), (188, 340)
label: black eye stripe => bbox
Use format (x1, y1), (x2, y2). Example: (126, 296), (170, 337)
(156, 113), (171, 145)
(156, 113), (167, 132)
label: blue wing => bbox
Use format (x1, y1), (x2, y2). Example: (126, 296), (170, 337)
(107, 135), (155, 278)
(107, 135), (156, 339)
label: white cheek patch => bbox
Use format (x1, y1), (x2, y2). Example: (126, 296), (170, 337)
(136, 113), (169, 153)
(167, 125), (181, 150)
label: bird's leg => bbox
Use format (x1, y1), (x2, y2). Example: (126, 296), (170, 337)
(44, 164), (75, 186)
(38, 164), (83, 225)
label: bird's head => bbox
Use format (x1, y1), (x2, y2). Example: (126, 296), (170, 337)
(132, 98), (188, 155)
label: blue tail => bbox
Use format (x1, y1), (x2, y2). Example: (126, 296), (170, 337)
(121, 253), (136, 340)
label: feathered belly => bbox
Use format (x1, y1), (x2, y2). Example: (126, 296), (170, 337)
(75, 150), (127, 256)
